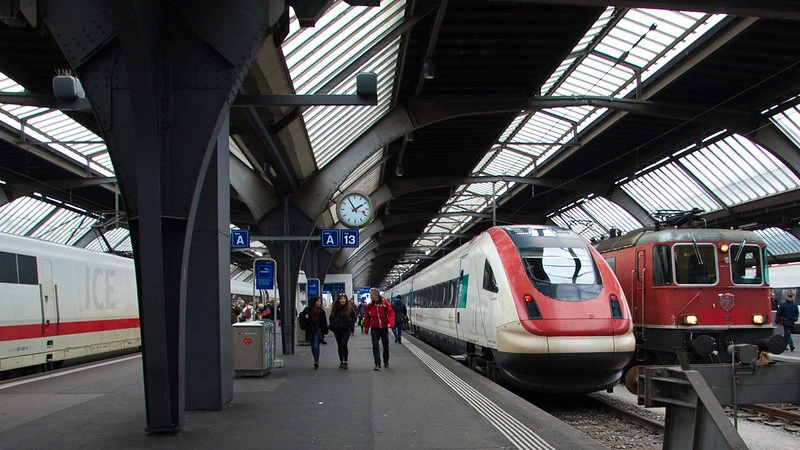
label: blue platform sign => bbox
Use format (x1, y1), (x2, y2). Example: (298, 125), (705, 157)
(307, 278), (320, 298)
(231, 228), (250, 248)
(341, 229), (359, 248)
(254, 259), (275, 290)
(320, 229), (340, 248)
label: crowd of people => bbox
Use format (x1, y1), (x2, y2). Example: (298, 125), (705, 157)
(298, 288), (410, 371)
(231, 297), (279, 325)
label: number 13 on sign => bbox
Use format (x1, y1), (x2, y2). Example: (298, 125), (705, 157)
(341, 229), (359, 248)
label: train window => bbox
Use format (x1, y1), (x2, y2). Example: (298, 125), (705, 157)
(674, 244), (717, 285)
(482, 260), (499, 293)
(17, 254), (38, 285)
(519, 246), (602, 300)
(0, 251), (16, 283)
(730, 244), (763, 285)
(652, 245), (672, 286)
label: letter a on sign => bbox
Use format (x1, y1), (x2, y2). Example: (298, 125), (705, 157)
(324, 233), (335, 246)
(235, 235), (246, 246)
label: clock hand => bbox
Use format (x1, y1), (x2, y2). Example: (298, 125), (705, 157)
(347, 198), (357, 211)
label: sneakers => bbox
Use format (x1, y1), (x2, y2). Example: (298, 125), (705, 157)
(314, 362), (319, 370)
(374, 365), (381, 371)
(343, 362), (348, 369)
(339, 362), (344, 369)
(384, 361), (389, 368)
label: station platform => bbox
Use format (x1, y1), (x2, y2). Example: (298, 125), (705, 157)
(0, 330), (603, 449)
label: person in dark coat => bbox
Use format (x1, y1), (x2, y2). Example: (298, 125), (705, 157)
(329, 293), (357, 369)
(299, 296), (329, 369)
(391, 295), (408, 344)
(775, 293), (799, 351)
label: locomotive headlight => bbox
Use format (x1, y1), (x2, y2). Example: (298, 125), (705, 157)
(752, 314), (767, 325)
(719, 244), (729, 253)
(682, 315), (699, 325)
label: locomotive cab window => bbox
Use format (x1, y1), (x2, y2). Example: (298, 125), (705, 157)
(674, 244), (717, 285)
(729, 244), (763, 285)
(652, 245), (672, 286)
(482, 259), (499, 293)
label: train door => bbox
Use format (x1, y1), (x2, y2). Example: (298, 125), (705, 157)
(634, 249), (646, 325)
(454, 255), (469, 343)
(39, 259), (59, 336)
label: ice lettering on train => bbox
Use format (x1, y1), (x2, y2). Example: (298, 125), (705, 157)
(85, 267), (116, 309)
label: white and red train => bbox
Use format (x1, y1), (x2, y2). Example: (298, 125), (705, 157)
(392, 225), (635, 394)
(1, 232), (255, 378)
(594, 226), (785, 373)
(0, 232), (140, 377)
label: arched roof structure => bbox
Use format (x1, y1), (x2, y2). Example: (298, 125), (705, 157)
(1, 0), (800, 289)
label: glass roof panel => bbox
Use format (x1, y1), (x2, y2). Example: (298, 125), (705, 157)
(757, 227), (800, 256)
(621, 162), (721, 215)
(771, 102), (800, 147)
(28, 208), (94, 245)
(0, 196), (55, 235)
(282, 0), (406, 169)
(681, 135), (800, 206)
(580, 196), (643, 232)
(549, 205), (607, 240)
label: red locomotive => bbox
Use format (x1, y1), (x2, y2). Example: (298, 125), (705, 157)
(594, 212), (785, 380)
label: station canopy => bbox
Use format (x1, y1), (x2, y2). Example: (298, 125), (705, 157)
(1, 1), (799, 287)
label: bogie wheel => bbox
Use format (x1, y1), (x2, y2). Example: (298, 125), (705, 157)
(624, 366), (640, 395)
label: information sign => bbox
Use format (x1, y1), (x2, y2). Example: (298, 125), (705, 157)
(320, 229), (340, 248)
(307, 278), (320, 298)
(341, 229), (359, 248)
(231, 228), (250, 248)
(254, 259), (275, 290)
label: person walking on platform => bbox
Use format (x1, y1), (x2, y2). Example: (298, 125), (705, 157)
(357, 299), (367, 334)
(364, 288), (395, 371)
(299, 296), (329, 369)
(775, 293), (799, 351)
(391, 295), (408, 344)
(329, 293), (357, 369)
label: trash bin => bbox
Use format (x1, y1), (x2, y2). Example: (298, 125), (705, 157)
(232, 320), (273, 376)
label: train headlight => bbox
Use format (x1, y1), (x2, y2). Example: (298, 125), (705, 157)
(609, 293), (623, 318)
(522, 293), (542, 319)
(752, 314), (767, 325)
(682, 315), (699, 325)
(719, 244), (729, 253)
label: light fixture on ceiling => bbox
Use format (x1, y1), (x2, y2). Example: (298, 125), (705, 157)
(396, 165), (403, 177)
(423, 59), (435, 80)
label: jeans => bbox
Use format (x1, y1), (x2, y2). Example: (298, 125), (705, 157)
(784, 325), (795, 350)
(370, 327), (390, 366)
(391, 325), (402, 342)
(333, 330), (351, 362)
(310, 330), (321, 363)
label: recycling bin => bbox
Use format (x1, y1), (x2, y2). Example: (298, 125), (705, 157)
(232, 320), (273, 376)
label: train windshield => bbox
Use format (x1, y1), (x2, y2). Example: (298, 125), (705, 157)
(674, 244), (717, 285)
(729, 243), (764, 285)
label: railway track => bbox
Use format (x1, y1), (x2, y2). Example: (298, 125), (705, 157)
(734, 402), (800, 432)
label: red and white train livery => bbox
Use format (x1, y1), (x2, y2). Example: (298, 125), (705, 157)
(0, 232), (141, 376)
(594, 227), (785, 369)
(392, 225), (635, 394)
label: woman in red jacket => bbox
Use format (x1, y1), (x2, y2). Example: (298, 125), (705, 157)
(364, 287), (395, 371)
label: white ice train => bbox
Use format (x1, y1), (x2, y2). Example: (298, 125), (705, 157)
(392, 225), (636, 394)
(1, 232), (252, 377)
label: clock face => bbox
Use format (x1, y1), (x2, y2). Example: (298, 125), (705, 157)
(337, 192), (373, 228)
